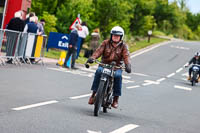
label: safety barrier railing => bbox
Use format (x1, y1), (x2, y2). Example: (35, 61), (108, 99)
(0, 29), (47, 65)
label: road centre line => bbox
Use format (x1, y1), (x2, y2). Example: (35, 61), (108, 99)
(126, 85), (140, 89)
(132, 72), (149, 77)
(157, 78), (166, 82)
(174, 85), (192, 91)
(176, 68), (183, 73)
(167, 73), (175, 78)
(12, 100), (58, 111)
(69, 93), (91, 100)
(109, 124), (139, 133)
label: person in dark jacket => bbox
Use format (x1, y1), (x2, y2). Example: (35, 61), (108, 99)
(6, 11), (25, 64)
(23, 16), (39, 34)
(185, 52), (200, 81)
(7, 11), (25, 32)
(63, 24), (82, 69)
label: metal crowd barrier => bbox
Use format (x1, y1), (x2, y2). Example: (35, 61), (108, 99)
(0, 29), (47, 65)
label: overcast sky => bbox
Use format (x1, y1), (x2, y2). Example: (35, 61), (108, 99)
(169, 0), (200, 14)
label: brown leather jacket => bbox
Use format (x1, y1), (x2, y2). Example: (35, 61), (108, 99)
(91, 39), (131, 66)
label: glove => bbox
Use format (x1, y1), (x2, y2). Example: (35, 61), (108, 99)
(87, 58), (94, 64)
(125, 64), (131, 73)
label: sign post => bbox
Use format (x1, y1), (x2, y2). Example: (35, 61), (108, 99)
(148, 30), (152, 43)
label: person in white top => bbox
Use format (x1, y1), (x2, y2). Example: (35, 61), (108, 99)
(78, 22), (89, 54)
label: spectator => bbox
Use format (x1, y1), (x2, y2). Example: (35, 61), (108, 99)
(23, 16), (39, 64)
(23, 16), (39, 34)
(6, 11), (25, 64)
(25, 12), (35, 24)
(78, 22), (89, 53)
(63, 24), (82, 70)
(6, 11), (25, 32)
(37, 19), (46, 35)
(90, 28), (100, 53)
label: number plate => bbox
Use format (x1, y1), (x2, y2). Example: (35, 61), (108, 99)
(102, 68), (111, 75)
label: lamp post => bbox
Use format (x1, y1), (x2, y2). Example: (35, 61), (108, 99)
(148, 30), (152, 43)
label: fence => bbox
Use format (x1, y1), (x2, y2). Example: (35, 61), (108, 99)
(0, 29), (47, 65)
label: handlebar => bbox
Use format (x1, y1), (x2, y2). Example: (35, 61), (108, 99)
(85, 59), (125, 70)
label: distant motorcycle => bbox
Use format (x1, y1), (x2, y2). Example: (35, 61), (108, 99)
(85, 60), (124, 116)
(185, 64), (200, 86)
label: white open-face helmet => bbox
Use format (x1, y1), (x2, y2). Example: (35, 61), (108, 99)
(110, 26), (124, 41)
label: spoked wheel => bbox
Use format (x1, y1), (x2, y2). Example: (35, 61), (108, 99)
(94, 81), (105, 116)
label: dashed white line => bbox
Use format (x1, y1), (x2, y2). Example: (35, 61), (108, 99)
(12, 100), (58, 111)
(176, 68), (183, 73)
(69, 93), (91, 100)
(109, 124), (139, 133)
(132, 72), (149, 77)
(174, 85), (192, 91)
(126, 85), (140, 89)
(167, 73), (175, 78)
(157, 78), (166, 82)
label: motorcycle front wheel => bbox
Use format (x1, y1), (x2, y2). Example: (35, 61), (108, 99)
(94, 80), (106, 116)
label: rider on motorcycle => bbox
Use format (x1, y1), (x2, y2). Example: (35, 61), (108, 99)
(185, 52), (200, 81)
(87, 26), (131, 108)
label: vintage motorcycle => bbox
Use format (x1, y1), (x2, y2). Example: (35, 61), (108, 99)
(190, 64), (200, 86)
(85, 60), (124, 116)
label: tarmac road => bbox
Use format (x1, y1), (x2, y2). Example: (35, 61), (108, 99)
(0, 40), (200, 133)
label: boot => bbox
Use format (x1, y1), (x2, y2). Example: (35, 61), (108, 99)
(88, 92), (96, 105)
(111, 96), (119, 108)
(187, 76), (191, 81)
(198, 76), (200, 82)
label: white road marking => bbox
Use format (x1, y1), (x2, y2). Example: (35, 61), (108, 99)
(176, 68), (183, 73)
(157, 78), (166, 82)
(47, 67), (94, 77)
(80, 67), (96, 73)
(167, 73), (175, 78)
(174, 85), (192, 91)
(122, 75), (131, 79)
(142, 82), (152, 86)
(87, 130), (101, 133)
(131, 41), (169, 58)
(132, 72), (149, 77)
(170, 45), (190, 50)
(69, 93), (91, 100)
(182, 72), (188, 77)
(142, 80), (160, 86)
(126, 85), (140, 89)
(123, 79), (135, 84)
(109, 124), (139, 133)
(12, 100), (58, 111)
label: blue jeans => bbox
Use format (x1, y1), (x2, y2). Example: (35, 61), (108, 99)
(91, 66), (122, 96)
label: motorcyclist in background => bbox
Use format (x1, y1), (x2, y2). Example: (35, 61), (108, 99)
(87, 26), (131, 108)
(185, 52), (200, 81)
